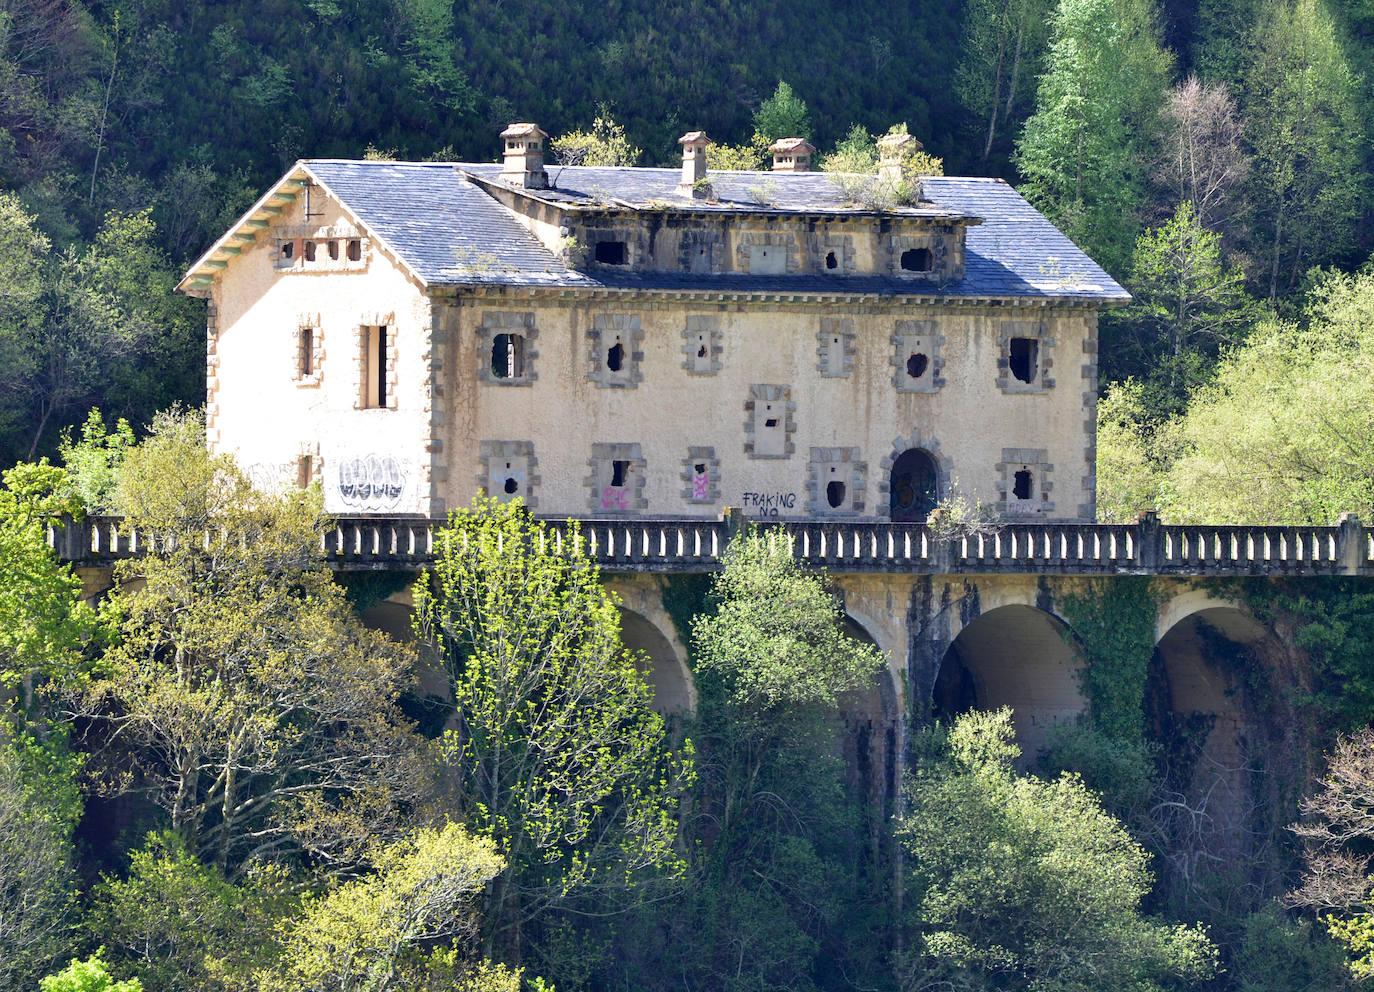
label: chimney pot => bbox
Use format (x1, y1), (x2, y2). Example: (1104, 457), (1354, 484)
(770, 137), (816, 172)
(677, 131), (713, 198)
(500, 122), (549, 189)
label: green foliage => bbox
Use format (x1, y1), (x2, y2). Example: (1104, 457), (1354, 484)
(550, 111), (642, 166)
(705, 135), (769, 171)
(94, 832), (292, 992)
(753, 80), (812, 141)
(0, 731), (84, 989)
(1059, 577), (1158, 741)
(956, 0), (1054, 163)
(900, 709), (1218, 991)
(60, 409), (136, 514)
(1014, 0), (1173, 275)
(41, 955), (143, 992)
(692, 532), (884, 711)
(1108, 201), (1264, 415)
(1232, 906), (1354, 990)
(259, 822), (511, 992)
(1161, 269), (1374, 523)
(1094, 379), (1179, 521)
(413, 498), (689, 952)
(1243, 0), (1367, 299)
(89, 409), (433, 874)
(0, 459), (99, 711)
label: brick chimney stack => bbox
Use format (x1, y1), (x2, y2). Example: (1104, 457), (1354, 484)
(877, 131), (922, 186)
(770, 137), (815, 172)
(500, 123), (549, 189)
(677, 131), (712, 198)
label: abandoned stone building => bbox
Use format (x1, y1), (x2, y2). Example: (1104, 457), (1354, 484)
(178, 125), (1127, 524)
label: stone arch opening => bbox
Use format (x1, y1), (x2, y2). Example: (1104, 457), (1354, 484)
(932, 604), (1086, 761)
(890, 448), (939, 522)
(1149, 605), (1264, 854)
(839, 617), (900, 809)
(618, 608), (694, 717)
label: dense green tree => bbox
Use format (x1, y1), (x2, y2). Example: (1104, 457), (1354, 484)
(550, 112), (642, 166)
(413, 498), (689, 955)
(752, 80), (812, 142)
(1159, 269), (1374, 522)
(41, 954), (144, 992)
(1243, 0), (1366, 299)
(1014, 0), (1173, 275)
(956, 0), (1054, 162)
(85, 410), (434, 875)
(1106, 201), (1262, 413)
(899, 709), (1217, 991)
(258, 823), (520, 992)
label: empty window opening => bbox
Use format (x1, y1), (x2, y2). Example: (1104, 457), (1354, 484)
(595, 240), (627, 265)
(825, 250), (838, 270)
(890, 448), (938, 522)
(826, 479), (846, 508)
(347, 239), (362, 261)
(503, 476), (519, 495)
(296, 455), (312, 489)
(611, 460), (630, 487)
(765, 417), (779, 428)
(328, 240), (339, 260)
(607, 341), (625, 372)
(1013, 469), (1033, 500)
(491, 333), (524, 379)
(1009, 337), (1038, 384)
(363, 325), (388, 408)
(298, 327), (314, 377)
(901, 247), (934, 272)
(304, 240), (317, 262)
(280, 241), (294, 260)
(697, 342), (707, 358)
(694, 462), (706, 476)
(906, 353), (928, 379)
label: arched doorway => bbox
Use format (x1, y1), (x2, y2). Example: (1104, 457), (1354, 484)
(890, 448), (939, 522)
(931, 605), (1087, 761)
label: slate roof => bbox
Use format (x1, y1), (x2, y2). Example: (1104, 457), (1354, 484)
(187, 159), (1129, 304)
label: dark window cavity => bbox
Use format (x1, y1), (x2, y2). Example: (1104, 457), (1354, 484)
(304, 240), (317, 262)
(825, 250), (838, 270)
(280, 241), (294, 260)
(298, 327), (314, 377)
(503, 476), (519, 494)
(491, 333), (525, 379)
(595, 240), (628, 265)
(607, 342), (625, 372)
(906, 353), (929, 379)
(900, 247), (933, 272)
(826, 479), (846, 508)
(1009, 337), (1038, 384)
(347, 239), (362, 261)
(611, 460), (630, 487)
(1013, 469), (1033, 500)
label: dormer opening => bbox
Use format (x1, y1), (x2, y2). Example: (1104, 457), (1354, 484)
(594, 240), (627, 265)
(901, 247), (933, 272)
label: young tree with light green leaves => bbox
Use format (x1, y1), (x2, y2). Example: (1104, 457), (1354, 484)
(1014, 0), (1173, 275)
(1242, 0), (1366, 300)
(899, 709), (1217, 991)
(413, 498), (690, 956)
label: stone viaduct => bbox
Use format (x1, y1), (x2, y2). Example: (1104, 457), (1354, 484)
(52, 510), (1372, 852)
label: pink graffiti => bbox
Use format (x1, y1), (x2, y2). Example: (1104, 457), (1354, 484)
(600, 486), (629, 510)
(692, 471), (710, 500)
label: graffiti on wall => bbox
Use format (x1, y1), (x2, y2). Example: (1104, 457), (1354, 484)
(333, 454), (409, 511)
(600, 485), (630, 511)
(244, 462), (297, 492)
(741, 491), (797, 517)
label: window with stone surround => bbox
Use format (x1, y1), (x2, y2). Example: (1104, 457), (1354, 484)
(585, 443), (648, 514)
(479, 441), (539, 508)
(817, 318), (855, 378)
(744, 385), (796, 459)
(682, 315), (723, 375)
(807, 447), (866, 515)
(890, 320), (944, 392)
(996, 321), (1055, 394)
(477, 312), (538, 385)
(681, 447), (720, 505)
(357, 322), (397, 410)
(997, 448), (1054, 516)
(294, 314), (323, 387)
(589, 314), (643, 388)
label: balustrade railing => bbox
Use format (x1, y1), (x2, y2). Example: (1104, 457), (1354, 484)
(45, 511), (1374, 576)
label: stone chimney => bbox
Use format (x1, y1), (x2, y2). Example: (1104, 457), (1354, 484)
(877, 130), (922, 185)
(677, 131), (712, 197)
(500, 123), (549, 189)
(770, 138), (815, 172)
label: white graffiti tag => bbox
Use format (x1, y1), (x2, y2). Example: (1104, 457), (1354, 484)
(335, 454), (408, 511)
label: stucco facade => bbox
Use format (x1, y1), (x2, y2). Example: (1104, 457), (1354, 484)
(181, 127), (1127, 521)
